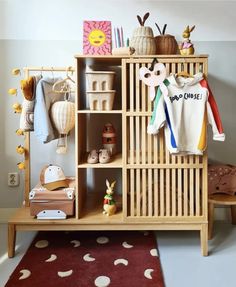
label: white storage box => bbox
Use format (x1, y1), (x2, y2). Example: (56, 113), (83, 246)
(86, 71), (115, 91)
(87, 90), (115, 110)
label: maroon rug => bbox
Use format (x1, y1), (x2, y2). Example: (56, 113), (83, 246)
(5, 231), (164, 287)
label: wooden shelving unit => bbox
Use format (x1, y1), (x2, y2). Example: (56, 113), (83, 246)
(8, 55), (209, 258)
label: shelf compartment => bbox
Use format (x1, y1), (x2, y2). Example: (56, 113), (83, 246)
(79, 192), (123, 222)
(78, 153), (123, 168)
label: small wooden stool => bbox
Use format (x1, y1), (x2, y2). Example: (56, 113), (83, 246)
(208, 194), (236, 239)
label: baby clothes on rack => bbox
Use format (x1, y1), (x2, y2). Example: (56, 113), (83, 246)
(34, 77), (64, 143)
(19, 75), (42, 131)
(148, 73), (225, 155)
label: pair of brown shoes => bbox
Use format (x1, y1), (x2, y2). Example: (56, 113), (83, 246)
(87, 149), (111, 164)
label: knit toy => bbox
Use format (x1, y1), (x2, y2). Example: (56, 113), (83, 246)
(17, 161), (25, 170)
(12, 102), (22, 113)
(15, 129), (24, 136)
(16, 145), (25, 155)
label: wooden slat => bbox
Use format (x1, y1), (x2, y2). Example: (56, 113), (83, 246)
(147, 133), (152, 164)
(148, 169), (153, 216)
(135, 63), (140, 111)
(130, 63), (134, 112)
(171, 167), (176, 216)
(184, 158), (188, 216)
(160, 169), (164, 216)
(122, 59), (128, 219)
(130, 169), (135, 216)
(165, 63), (170, 76)
(130, 117), (134, 164)
(166, 168), (170, 216)
(136, 169), (141, 216)
(142, 116), (146, 164)
(195, 168), (200, 216)
(154, 134), (158, 164)
(177, 166), (182, 216)
(142, 169), (147, 216)
(189, 167), (194, 216)
(154, 169), (158, 216)
(141, 63), (146, 112)
(136, 116), (140, 164)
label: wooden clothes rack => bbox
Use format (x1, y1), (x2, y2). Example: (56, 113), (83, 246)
(22, 66), (75, 207)
(8, 56), (209, 258)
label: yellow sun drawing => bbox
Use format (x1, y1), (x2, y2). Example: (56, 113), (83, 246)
(88, 29), (106, 47)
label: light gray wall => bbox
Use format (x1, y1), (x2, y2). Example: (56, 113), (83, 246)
(0, 0), (236, 207)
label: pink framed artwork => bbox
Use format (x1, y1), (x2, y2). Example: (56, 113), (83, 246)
(83, 21), (112, 55)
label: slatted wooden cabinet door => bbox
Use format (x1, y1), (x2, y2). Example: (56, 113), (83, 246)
(122, 57), (208, 223)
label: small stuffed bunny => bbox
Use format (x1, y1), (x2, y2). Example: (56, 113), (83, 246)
(103, 179), (117, 216)
(179, 25), (195, 55)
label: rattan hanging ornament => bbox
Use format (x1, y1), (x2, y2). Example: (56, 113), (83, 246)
(154, 23), (178, 55)
(51, 100), (75, 154)
(130, 12), (156, 55)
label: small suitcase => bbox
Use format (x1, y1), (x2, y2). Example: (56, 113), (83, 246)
(29, 177), (75, 219)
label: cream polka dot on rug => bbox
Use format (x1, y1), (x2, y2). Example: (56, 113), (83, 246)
(19, 269), (31, 280)
(70, 240), (80, 247)
(150, 248), (158, 256)
(94, 275), (111, 287)
(114, 258), (128, 266)
(144, 269), (154, 279)
(83, 253), (95, 262)
(35, 240), (49, 248)
(57, 270), (73, 278)
(45, 254), (57, 262)
(96, 236), (109, 244)
(122, 241), (133, 248)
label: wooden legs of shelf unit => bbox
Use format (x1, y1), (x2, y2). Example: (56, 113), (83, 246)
(208, 201), (236, 240)
(8, 224), (16, 258)
(231, 205), (236, 225)
(201, 224), (208, 256)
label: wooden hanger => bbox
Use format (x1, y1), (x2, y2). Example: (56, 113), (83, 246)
(177, 71), (194, 78)
(52, 67), (75, 94)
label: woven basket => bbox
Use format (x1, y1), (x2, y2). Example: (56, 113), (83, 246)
(130, 26), (156, 55)
(155, 34), (178, 55)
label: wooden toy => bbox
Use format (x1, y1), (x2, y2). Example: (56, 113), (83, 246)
(12, 102), (22, 113)
(139, 62), (168, 101)
(83, 21), (112, 55)
(102, 123), (116, 155)
(16, 145), (25, 155)
(179, 25), (195, 55)
(103, 179), (117, 216)
(154, 23), (178, 55)
(112, 47), (135, 55)
(130, 12), (156, 55)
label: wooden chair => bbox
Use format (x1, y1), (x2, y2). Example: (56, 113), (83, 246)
(208, 194), (236, 239)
